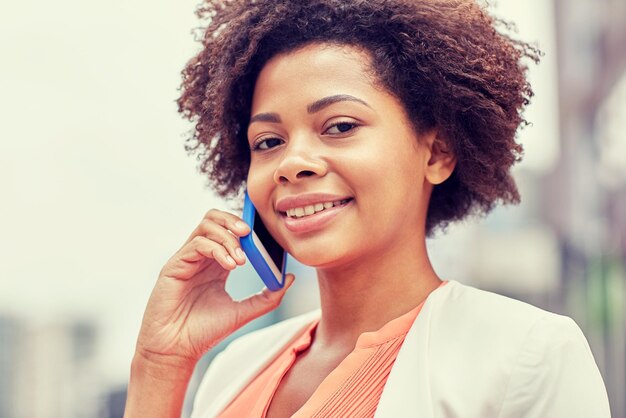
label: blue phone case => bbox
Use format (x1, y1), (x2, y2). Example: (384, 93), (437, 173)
(240, 191), (288, 291)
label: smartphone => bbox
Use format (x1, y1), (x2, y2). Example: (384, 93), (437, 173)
(240, 190), (288, 291)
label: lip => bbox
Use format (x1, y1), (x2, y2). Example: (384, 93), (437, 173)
(281, 198), (354, 234)
(275, 193), (353, 213)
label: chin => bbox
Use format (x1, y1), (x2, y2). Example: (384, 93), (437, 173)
(287, 243), (355, 270)
(288, 249), (336, 268)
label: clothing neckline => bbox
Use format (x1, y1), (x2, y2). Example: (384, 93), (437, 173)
(293, 280), (449, 352)
(355, 280), (449, 348)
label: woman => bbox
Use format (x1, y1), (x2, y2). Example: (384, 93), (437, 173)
(124, 0), (611, 417)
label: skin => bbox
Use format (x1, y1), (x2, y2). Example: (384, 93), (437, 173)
(124, 42), (455, 418)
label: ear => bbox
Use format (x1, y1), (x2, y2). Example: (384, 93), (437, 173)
(422, 130), (456, 185)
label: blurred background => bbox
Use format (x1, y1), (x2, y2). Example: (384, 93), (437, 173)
(1, 0), (624, 417)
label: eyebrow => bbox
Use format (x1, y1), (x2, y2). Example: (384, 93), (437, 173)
(248, 94), (371, 125)
(307, 94), (371, 114)
(249, 112), (282, 124)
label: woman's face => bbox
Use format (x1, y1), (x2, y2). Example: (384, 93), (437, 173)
(246, 43), (433, 268)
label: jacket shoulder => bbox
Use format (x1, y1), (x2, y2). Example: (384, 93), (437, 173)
(440, 280), (556, 322)
(424, 281), (609, 417)
(429, 281), (578, 373)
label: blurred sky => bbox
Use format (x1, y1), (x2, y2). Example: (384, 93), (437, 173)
(0, 0), (558, 387)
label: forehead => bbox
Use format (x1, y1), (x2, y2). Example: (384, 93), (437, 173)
(262, 43), (374, 79)
(251, 43), (382, 111)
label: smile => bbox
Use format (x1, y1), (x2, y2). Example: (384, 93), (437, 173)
(281, 198), (354, 234)
(284, 199), (352, 218)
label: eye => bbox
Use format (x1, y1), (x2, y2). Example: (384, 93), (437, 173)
(325, 121), (359, 135)
(252, 137), (284, 151)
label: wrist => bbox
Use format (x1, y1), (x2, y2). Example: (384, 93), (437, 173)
(131, 350), (196, 382)
(124, 353), (196, 418)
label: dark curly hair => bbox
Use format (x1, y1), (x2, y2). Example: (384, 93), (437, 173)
(177, 0), (540, 237)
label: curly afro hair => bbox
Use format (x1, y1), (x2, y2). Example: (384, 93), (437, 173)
(177, 0), (540, 237)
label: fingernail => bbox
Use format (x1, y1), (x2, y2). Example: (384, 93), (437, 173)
(235, 221), (249, 230)
(226, 255), (236, 265)
(236, 248), (245, 260)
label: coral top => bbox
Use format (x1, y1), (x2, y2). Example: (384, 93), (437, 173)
(218, 282), (446, 417)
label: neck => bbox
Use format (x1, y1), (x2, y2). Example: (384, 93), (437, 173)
(312, 235), (442, 351)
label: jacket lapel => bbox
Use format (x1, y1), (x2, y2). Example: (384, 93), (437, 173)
(374, 282), (452, 417)
(198, 311), (321, 418)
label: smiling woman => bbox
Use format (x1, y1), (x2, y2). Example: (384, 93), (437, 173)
(123, 1), (610, 417)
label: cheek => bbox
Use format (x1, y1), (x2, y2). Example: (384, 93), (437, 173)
(246, 160), (286, 239)
(352, 147), (420, 188)
(246, 161), (272, 203)
(362, 154), (424, 209)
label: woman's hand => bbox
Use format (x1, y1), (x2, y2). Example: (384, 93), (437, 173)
(134, 208), (294, 370)
(126, 209), (294, 417)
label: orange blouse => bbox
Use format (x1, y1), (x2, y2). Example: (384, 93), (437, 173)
(219, 282), (447, 417)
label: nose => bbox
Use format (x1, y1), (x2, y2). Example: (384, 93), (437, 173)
(273, 139), (328, 185)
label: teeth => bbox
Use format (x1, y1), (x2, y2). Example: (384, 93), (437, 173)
(286, 199), (350, 218)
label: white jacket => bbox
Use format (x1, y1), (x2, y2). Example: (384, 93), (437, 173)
(191, 280), (611, 418)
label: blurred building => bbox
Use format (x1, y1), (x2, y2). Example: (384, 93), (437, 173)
(100, 386), (127, 418)
(0, 316), (22, 418)
(0, 315), (102, 418)
(550, 1), (626, 416)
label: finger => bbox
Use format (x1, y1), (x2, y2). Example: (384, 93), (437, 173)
(171, 237), (236, 276)
(196, 221), (247, 265)
(204, 209), (251, 237)
(182, 209), (251, 248)
(235, 274), (296, 326)
(189, 237), (237, 270)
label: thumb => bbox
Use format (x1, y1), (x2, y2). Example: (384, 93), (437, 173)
(235, 273), (296, 325)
